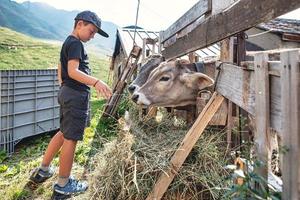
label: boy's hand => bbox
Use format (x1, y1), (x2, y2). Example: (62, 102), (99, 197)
(94, 80), (112, 100)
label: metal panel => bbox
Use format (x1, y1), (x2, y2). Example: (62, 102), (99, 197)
(0, 69), (60, 154)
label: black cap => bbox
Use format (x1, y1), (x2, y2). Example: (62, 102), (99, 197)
(75, 10), (109, 38)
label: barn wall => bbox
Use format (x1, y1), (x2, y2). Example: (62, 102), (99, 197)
(246, 28), (300, 50)
(112, 49), (127, 88)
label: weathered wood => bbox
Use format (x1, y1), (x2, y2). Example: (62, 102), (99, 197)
(209, 101), (227, 125)
(254, 53), (270, 186)
(102, 46), (142, 117)
(162, 0), (300, 60)
(237, 32), (246, 65)
(160, 0), (211, 43)
(227, 99), (233, 149)
(211, 0), (235, 15)
(216, 63), (255, 115)
(188, 52), (196, 63)
(289, 52), (300, 200)
(142, 38), (146, 62)
(220, 37), (234, 61)
(220, 37), (234, 148)
(215, 62), (282, 133)
(146, 93), (224, 200)
(281, 50), (300, 200)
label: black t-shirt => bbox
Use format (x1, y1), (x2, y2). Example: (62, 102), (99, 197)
(60, 35), (90, 92)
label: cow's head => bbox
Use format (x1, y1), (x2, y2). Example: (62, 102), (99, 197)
(128, 54), (164, 94)
(131, 59), (214, 107)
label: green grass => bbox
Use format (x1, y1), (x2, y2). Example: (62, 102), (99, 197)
(0, 27), (117, 199)
(0, 27), (111, 73)
(0, 98), (117, 199)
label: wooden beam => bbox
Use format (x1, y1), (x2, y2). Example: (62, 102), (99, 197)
(281, 50), (300, 200)
(162, 0), (300, 60)
(146, 93), (224, 200)
(254, 53), (270, 186)
(160, 0), (211, 43)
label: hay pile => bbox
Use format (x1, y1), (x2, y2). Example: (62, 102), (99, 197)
(89, 107), (229, 200)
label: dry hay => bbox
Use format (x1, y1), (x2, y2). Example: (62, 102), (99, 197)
(88, 107), (229, 200)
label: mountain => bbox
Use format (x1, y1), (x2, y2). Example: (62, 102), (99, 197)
(0, 0), (118, 55)
(0, 0), (62, 40)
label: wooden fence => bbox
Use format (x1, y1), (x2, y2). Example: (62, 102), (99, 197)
(146, 0), (300, 199)
(216, 49), (300, 199)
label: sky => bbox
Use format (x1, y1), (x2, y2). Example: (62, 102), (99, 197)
(14, 0), (300, 31)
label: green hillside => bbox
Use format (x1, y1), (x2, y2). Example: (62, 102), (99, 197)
(0, 0), (117, 54)
(0, 27), (110, 81)
(0, 0), (62, 40)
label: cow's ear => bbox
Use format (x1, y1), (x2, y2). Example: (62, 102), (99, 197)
(180, 73), (214, 89)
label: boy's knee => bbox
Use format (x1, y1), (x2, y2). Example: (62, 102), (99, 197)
(56, 131), (64, 138)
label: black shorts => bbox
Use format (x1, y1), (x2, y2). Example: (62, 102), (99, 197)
(58, 85), (90, 141)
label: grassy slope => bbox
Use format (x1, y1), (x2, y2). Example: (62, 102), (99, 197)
(0, 27), (116, 199)
(0, 27), (110, 78)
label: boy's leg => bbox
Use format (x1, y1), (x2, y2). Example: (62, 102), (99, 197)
(58, 138), (77, 178)
(42, 131), (64, 166)
(29, 130), (64, 184)
(52, 137), (88, 198)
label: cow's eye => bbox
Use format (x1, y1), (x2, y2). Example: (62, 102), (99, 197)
(159, 76), (170, 82)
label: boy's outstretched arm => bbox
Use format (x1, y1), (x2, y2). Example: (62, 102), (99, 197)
(68, 59), (112, 99)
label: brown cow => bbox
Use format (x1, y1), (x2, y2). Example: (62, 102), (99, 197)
(131, 59), (214, 107)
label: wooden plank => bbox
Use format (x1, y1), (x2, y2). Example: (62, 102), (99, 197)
(162, 0), (300, 60)
(269, 74), (282, 137)
(281, 51), (291, 200)
(227, 99), (233, 149)
(160, 0), (211, 43)
(281, 50), (300, 200)
(209, 101), (227, 125)
(254, 53), (270, 185)
(146, 93), (224, 200)
(215, 62), (282, 133)
(290, 52), (300, 200)
(216, 63), (255, 115)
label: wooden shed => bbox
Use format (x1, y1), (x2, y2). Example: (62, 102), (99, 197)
(110, 26), (160, 87)
(246, 18), (300, 51)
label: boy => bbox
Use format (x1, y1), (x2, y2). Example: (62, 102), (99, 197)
(29, 10), (112, 198)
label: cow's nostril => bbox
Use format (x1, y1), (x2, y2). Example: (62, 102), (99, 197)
(128, 85), (136, 93)
(132, 94), (139, 103)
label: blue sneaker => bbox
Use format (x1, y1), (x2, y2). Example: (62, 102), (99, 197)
(53, 177), (88, 196)
(29, 167), (55, 184)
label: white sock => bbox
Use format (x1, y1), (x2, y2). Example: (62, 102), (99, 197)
(57, 176), (69, 187)
(40, 164), (49, 172)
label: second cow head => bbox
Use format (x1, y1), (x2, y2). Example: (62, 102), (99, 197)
(128, 54), (164, 94)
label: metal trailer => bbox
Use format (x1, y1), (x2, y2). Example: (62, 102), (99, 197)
(0, 69), (60, 154)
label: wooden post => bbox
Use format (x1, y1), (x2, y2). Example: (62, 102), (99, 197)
(142, 38), (146, 62)
(281, 50), (300, 200)
(237, 32), (249, 150)
(254, 53), (270, 188)
(188, 52), (196, 63)
(146, 92), (224, 200)
(220, 37), (234, 149)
